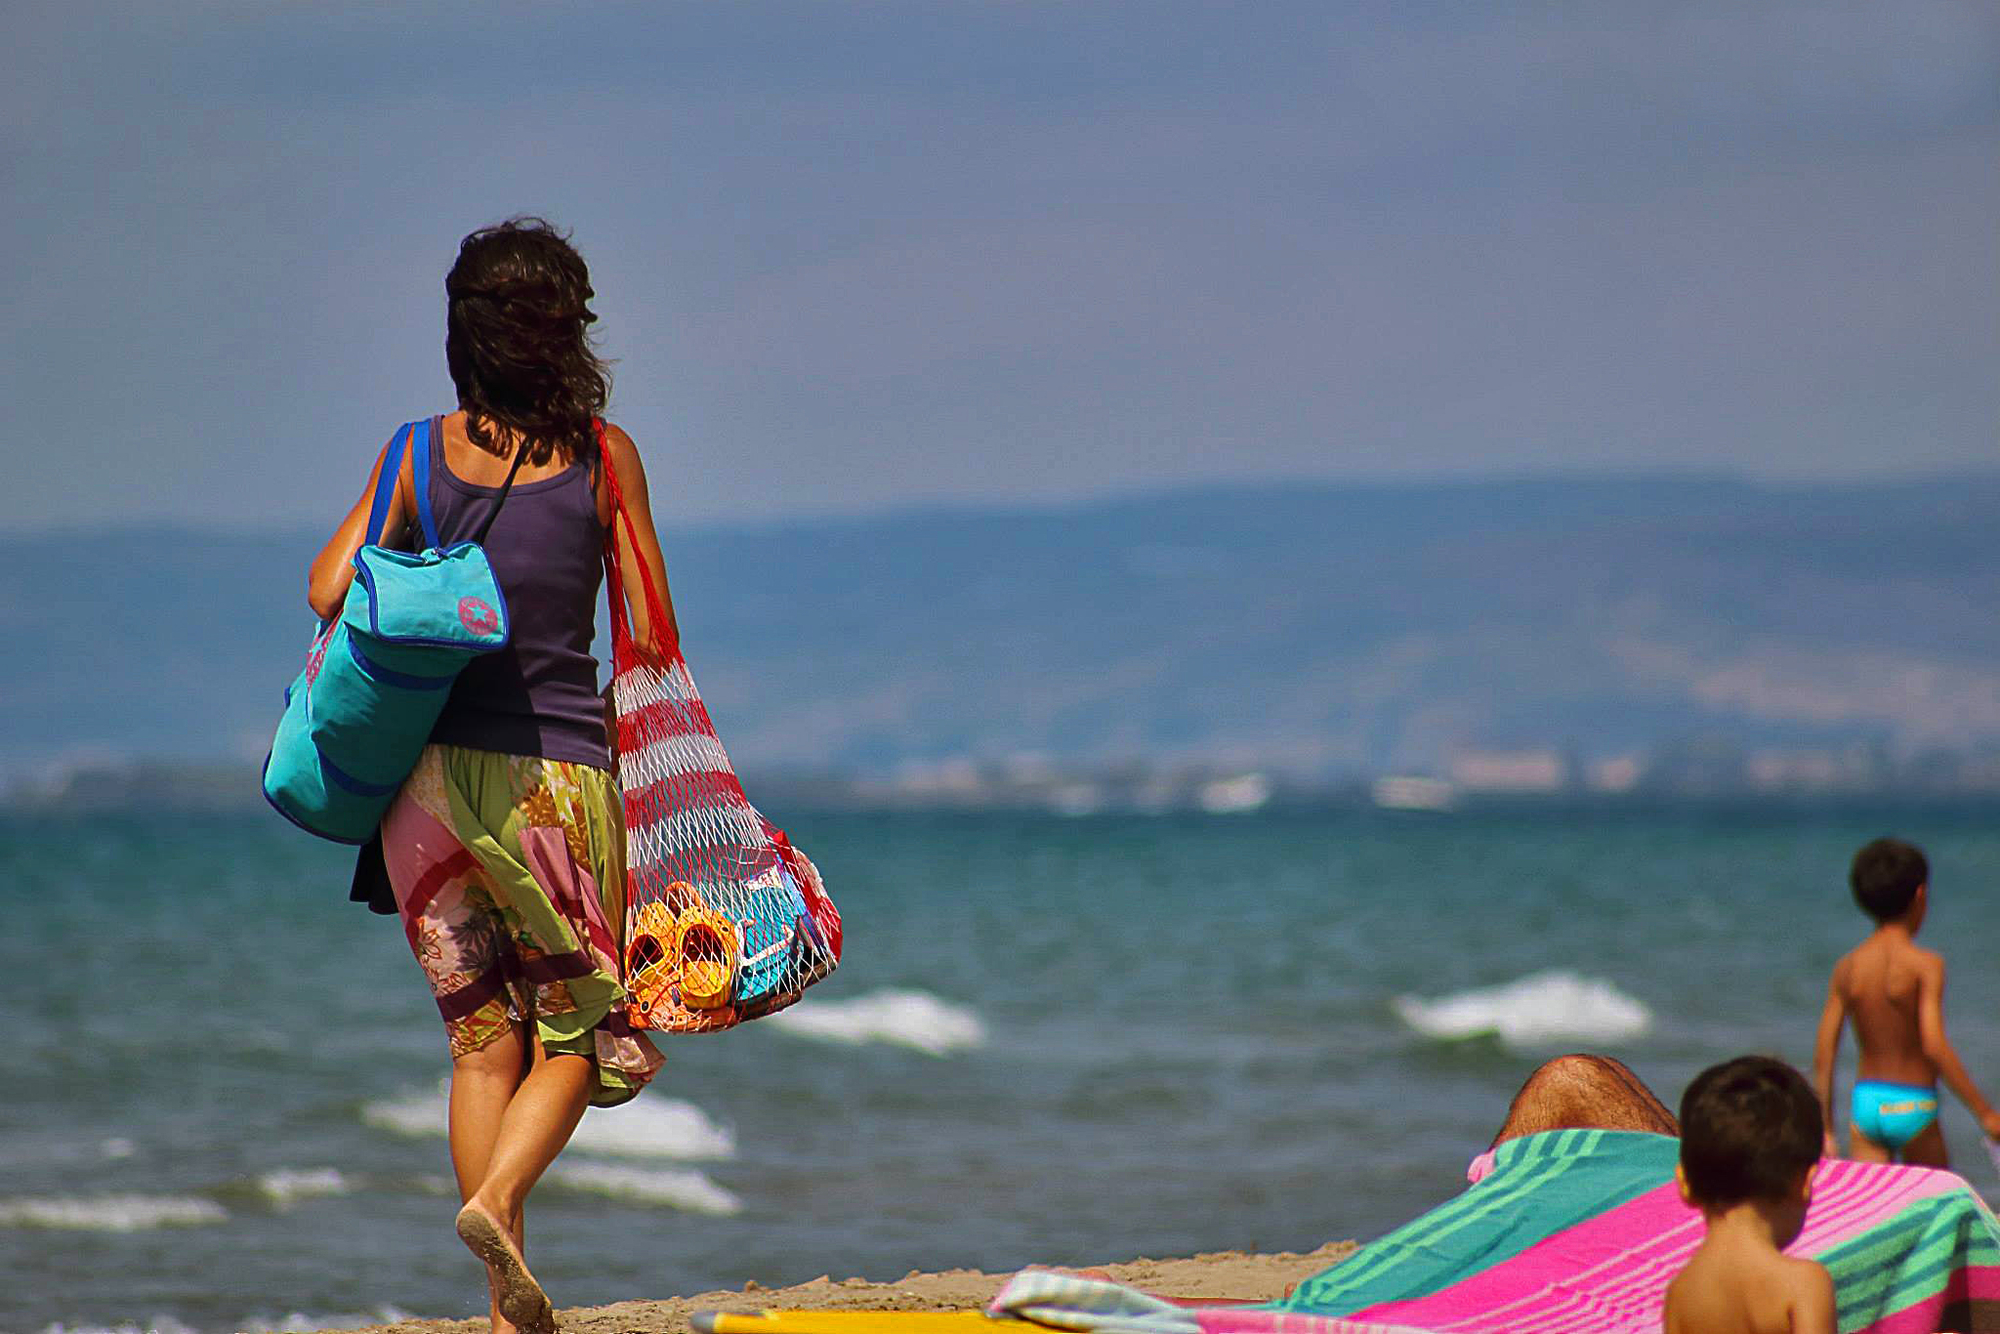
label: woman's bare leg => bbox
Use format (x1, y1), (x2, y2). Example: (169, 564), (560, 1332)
(1489, 1053), (1680, 1148)
(449, 1025), (531, 1334)
(455, 1041), (596, 1334)
(464, 1048), (593, 1221)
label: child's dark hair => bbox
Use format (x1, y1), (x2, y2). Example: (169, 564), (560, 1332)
(1850, 837), (1928, 922)
(1678, 1056), (1820, 1207)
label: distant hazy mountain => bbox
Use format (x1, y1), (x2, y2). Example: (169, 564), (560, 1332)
(6, 475), (1998, 783)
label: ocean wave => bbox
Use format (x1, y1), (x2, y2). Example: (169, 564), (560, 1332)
(235, 1308), (416, 1333)
(571, 1099), (735, 1161)
(41, 1308), (428, 1334)
(765, 989), (986, 1056)
(547, 1162), (743, 1215)
(0, 1194), (227, 1231)
(359, 1085), (448, 1139)
(255, 1167), (351, 1206)
(1392, 969), (1652, 1049)
(34, 1319), (200, 1334)
(363, 1084), (734, 1160)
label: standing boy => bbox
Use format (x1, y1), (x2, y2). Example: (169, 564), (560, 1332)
(1812, 836), (2000, 1165)
(1663, 1056), (1835, 1334)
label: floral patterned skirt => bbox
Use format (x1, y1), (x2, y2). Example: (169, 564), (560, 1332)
(380, 744), (663, 1107)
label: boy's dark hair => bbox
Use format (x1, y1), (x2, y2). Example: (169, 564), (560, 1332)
(1679, 1056), (1821, 1207)
(1850, 837), (1928, 922)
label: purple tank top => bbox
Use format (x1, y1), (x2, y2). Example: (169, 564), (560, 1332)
(424, 417), (610, 768)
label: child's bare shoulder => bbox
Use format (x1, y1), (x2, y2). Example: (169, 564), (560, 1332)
(1660, 1264), (1704, 1334)
(1664, 1248), (1812, 1334)
(1830, 942), (1865, 994)
(1780, 1255), (1835, 1331)
(1780, 1252), (1830, 1286)
(1886, 935), (1945, 974)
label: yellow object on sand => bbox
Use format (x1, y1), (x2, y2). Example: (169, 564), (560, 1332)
(693, 1313), (1014, 1334)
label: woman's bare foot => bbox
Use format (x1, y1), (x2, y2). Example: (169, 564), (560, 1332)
(457, 1201), (554, 1334)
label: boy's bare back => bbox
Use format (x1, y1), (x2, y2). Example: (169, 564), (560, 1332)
(1813, 839), (2000, 1163)
(1829, 931), (1940, 1087)
(1663, 1243), (1834, 1334)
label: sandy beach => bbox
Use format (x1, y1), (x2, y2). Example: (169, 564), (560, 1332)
(349, 1242), (1358, 1334)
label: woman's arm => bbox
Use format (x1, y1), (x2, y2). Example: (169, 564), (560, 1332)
(599, 423), (679, 660)
(307, 437), (412, 621)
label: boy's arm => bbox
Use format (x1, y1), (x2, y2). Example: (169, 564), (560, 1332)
(1812, 971), (1847, 1156)
(1916, 955), (2000, 1139)
(1787, 1259), (1836, 1334)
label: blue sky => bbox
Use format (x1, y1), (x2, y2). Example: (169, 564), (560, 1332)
(5, 2), (1995, 532)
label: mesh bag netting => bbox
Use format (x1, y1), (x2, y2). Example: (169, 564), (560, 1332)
(599, 431), (841, 1032)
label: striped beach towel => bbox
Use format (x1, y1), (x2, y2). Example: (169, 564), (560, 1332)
(1195, 1129), (2000, 1334)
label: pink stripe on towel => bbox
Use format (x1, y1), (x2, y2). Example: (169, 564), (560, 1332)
(1347, 1181), (1698, 1332)
(1790, 1158), (1964, 1252)
(1865, 1265), (2000, 1334)
(1198, 1313), (1430, 1334)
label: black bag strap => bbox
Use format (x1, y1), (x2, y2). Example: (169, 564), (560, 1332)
(470, 425), (531, 547)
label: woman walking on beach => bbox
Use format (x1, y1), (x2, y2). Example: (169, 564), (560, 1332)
(307, 219), (675, 1334)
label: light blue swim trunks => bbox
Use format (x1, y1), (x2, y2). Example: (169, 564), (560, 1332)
(1852, 1079), (1939, 1153)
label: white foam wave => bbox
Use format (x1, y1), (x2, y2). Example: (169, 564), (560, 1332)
(0, 1194), (227, 1231)
(33, 1316), (412, 1334)
(570, 1099), (735, 1161)
(235, 1308), (416, 1333)
(360, 1086), (447, 1139)
(255, 1167), (351, 1205)
(766, 989), (986, 1056)
(1393, 970), (1652, 1049)
(364, 1085), (734, 1160)
(548, 1162), (743, 1215)
(99, 1137), (135, 1160)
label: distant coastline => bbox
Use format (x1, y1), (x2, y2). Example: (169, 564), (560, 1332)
(13, 474), (2000, 801)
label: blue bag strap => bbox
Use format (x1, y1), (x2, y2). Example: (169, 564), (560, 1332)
(410, 417), (441, 550)
(364, 424), (411, 547)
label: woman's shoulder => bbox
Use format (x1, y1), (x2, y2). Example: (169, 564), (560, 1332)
(597, 420), (646, 480)
(599, 419), (638, 454)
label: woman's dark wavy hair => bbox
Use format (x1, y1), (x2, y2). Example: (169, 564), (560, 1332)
(445, 217), (610, 466)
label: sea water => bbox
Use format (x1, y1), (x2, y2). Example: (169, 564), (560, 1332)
(7, 806), (2000, 1333)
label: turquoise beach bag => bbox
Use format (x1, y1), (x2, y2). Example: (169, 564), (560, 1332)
(263, 419), (523, 843)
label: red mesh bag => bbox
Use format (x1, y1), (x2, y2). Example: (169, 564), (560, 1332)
(599, 426), (841, 1031)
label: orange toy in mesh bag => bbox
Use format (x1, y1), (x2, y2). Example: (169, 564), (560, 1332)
(599, 425), (841, 1032)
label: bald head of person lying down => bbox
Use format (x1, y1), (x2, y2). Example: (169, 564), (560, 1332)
(1489, 1052), (1680, 1147)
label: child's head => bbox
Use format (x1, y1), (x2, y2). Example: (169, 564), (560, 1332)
(1678, 1056), (1821, 1231)
(1850, 836), (1928, 924)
